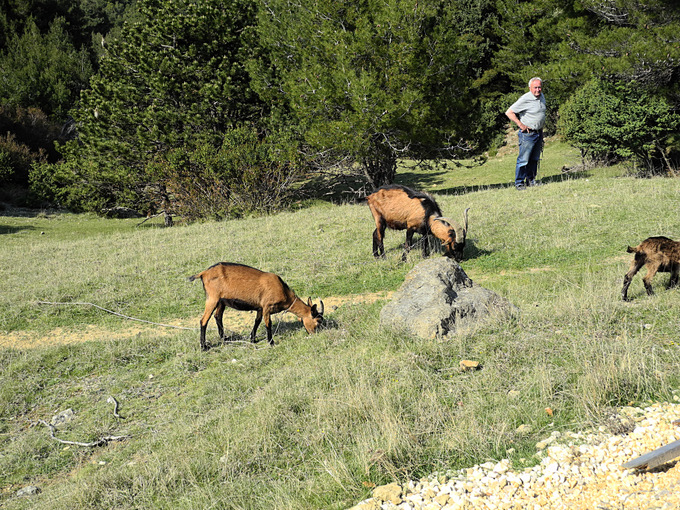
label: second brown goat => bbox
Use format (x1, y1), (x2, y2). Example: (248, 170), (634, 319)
(366, 184), (469, 261)
(622, 236), (680, 301)
(189, 262), (324, 349)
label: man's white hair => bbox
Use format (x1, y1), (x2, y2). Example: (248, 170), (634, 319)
(528, 77), (542, 87)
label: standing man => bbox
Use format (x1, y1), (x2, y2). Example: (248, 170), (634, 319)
(505, 77), (546, 190)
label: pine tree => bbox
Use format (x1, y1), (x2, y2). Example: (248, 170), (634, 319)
(252, 0), (494, 187)
(53, 0), (261, 211)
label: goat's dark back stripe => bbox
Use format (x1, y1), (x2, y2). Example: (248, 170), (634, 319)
(375, 184), (443, 218)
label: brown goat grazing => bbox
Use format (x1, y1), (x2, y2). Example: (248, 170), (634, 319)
(189, 262), (324, 349)
(366, 184), (469, 261)
(622, 236), (680, 301)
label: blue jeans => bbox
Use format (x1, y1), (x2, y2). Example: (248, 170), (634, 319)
(515, 130), (543, 187)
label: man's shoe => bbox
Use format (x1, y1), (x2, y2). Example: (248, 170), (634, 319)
(516, 184), (527, 191)
(528, 180), (542, 187)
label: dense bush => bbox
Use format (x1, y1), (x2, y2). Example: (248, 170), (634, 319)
(558, 80), (680, 175)
(151, 127), (304, 220)
(0, 133), (46, 185)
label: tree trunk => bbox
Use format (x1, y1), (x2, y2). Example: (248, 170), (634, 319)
(362, 139), (397, 189)
(160, 184), (173, 227)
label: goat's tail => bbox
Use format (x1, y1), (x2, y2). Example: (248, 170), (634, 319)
(188, 273), (201, 282)
(626, 245), (638, 254)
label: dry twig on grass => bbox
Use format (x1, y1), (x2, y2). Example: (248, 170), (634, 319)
(107, 396), (123, 419)
(39, 396), (130, 447)
(38, 420), (130, 447)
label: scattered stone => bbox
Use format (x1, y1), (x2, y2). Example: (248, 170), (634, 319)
(459, 360), (481, 371)
(515, 424), (532, 435)
(16, 486), (40, 497)
(50, 408), (75, 428)
(372, 482), (403, 505)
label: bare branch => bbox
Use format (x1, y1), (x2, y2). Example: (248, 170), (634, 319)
(38, 420), (130, 448)
(107, 396), (123, 420)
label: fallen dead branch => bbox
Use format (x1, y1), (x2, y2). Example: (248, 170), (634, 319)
(107, 396), (123, 419)
(38, 420), (130, 447)
(38, 396), (130, 447)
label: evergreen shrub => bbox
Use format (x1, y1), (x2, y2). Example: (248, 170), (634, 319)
(153, 126), (303, 220)
(558, 80), (680, 175)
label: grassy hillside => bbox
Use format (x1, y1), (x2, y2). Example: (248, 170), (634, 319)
(1, 140), (679, 509)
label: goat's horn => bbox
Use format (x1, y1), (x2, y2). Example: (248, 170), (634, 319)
(462, 208), (470, 238)
(318, 300), (325, 316)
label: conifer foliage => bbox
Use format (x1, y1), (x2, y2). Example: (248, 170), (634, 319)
(3, 0), (679, 214)
(43, 0), (270, 214)
(251, 0), (492, 188)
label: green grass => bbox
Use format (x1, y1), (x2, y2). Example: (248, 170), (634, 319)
(1, 139), (680, 509)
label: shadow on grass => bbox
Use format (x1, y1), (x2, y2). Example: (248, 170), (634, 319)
(461, 240), (493, 261)
(403, 169), (594, 197)
(0, 224), (36, 235)
(265, 161), (594, 213)
(422, 236), (492, 262)
(375, 236), (492, 264)
(208, 319), (332, 349)
(398, 168), (450, 189)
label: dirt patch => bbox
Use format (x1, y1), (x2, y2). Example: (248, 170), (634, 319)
(0, 292), (393, 350)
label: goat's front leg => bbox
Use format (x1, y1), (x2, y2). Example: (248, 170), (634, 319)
(421, 231), (431, 258)
(263, 311), (274, 346)
(250, 309), (263, 342)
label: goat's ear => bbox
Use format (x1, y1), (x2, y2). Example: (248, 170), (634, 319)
(307, 297), (312, 307)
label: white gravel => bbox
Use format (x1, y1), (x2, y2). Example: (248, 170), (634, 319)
(350, 401), (680, 510)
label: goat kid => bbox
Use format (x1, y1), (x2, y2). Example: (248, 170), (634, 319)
(622, 236), (680, 301)
(366, 184), (469, 261)
(189, 262), (324, 350)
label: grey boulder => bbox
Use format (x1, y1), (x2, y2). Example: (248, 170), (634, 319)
(380, 258), (517, 339)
